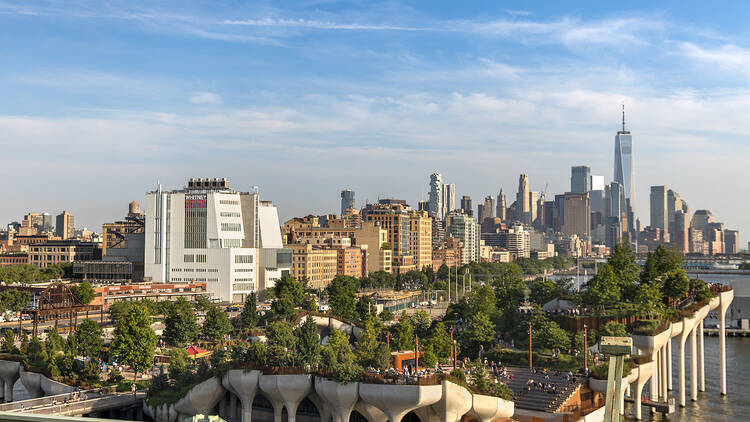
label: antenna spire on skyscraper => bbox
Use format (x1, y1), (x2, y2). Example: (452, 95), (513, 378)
(622, 102), (625, 132)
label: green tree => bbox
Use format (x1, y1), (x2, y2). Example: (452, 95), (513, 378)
(379, 310), (394, 322)
(530, 278), (558, 306)
(327, 275), (358, 320)
(296, 317), (321, 368)
(321, 329), (361, 383)
(662, 269), (690, 305)
(1, 330), (17, 354)
(608, 241), (640, 298)
(108, 301), (134, 322)
(467, 285), (497, 318)
(266, 321), (299, 366)
(437, 264), (449, 280)
(355, 296), (376, 323)
(163, 299), (199, 346)
(110, 304), (157, 382)
(27, 337), (47, 367)
(690, 278), (713, 303)
(391, 314), (414, 351)
(354, 318), (382, 368)
(273, 276), (305, 307)
(464, 313), (495, 354)
(238, 293), (260, 331)
(202, 306), (233, 341)
(45, 331), (65, 355)
(410, 310), (432, 339)
(583, 264), (621, 309)
(599, 321), (628, 339)
(634, 282), (664, 316)
(535, 320), (570, 351)
(75, 319), (104, 360)
(193, 295), (214, 312)
(0, 289), (31, 313)
(427, 322), (452, 360)
(641, 245), (684, 283)
(70, 281), (96, 305)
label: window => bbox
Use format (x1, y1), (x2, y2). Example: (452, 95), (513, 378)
(235, 255), (254, 264)
(219, 200), (239, 205)
(184, 254), (194, 263)
(220, 211), (241, 217)
(222, 239), (242, 248)
(196, 254), (207, 263)
(233, 283), (255, 291)
(221, 223), (242, 232)
(235, 268), (253, 272)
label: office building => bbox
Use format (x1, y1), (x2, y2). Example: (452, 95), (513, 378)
(144, 178), (291, 302)
(673, 210), (690, 253)
(650, 186), (668, 230)
(408, 211), (433, 271)
(54, 211), (74, 240)
(460, 196), (473, 217)
(571, 166), (591, 193)
(562, 193), (590, 238)
(497, 190), (507, 221)
(290, 244), (338, 289)
(554, 194), (565, 231)
(517, 174), (531, 224)
(529, 191), (539, 224)
(340, 189), (355, 216)
(428, 173), (444, 220)
(29, 240), (101, 268)
(725, 230), (740, 255)
(446, 212), (478, 264)
(481, 196), (496, 222)
(442, 184), (455, 217)
(614, 105), (635, 215)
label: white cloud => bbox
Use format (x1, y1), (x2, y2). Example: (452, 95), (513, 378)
(222, 18), (429, 31)
(189, 92), (222, 105)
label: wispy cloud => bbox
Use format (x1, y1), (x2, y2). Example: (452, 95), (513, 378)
(222, 18), (429, 31)
(189, 92), (222, 105)
(680, 42), (750, 72)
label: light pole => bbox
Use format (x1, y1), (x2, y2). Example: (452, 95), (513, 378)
(584, 324), (588, 372)
(529, 324), (533, 370)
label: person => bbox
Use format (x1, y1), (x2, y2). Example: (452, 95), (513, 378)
(131, 383), (137, 399)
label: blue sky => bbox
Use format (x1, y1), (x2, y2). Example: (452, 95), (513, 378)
(1, 1), (749, 246)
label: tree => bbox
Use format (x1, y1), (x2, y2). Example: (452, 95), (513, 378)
(70, 281), (95, 305)
(27, 337), (47, 367)
(391, 314), (414, 351)
(45, 331), (65, 355)
(273, 276), (305, 307)
(379, 310), (394, 322)
(1, 330), (17, 354)
(467, 285), (497, 317)
(0, 289), (31, 313)
(163, 299), (199, 346)
(662, 269), (690, 305)
(690, 278), (713, 303)
(437, 264), (449, 280)
(411, 310), (432, 339)
(110, 304), (157, 382)
(583, 264), (621, 309)
(108, 301), (134, 322)
(202, 306), (233, 341)
(608, 241), (640, 298)
(321, 329), (361, 383)
(238, 293), (259, 331)
(355, 296), (376, 323)
(535, 320), (570, 351)
(462, 313), (495, 358)
(634, 282), (664, 316)
(641, 245), (684, 283)
(599, 321), (628, 339)
(75, 319), (104, 360)
(327, 275), (358, 320)
(354, 318), (382, 368)
(193, 295), (214, 312)
(296, 317), (321, 368)
(426, 322), (451, 360)
(266, 321), (299, 366)
(530, 278), (558, 306)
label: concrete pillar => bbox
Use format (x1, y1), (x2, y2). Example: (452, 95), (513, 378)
(720, 303), (728, 395)
(230, 394), (238, 421)
(661, 346), (668, 401)
(667, 339), (673, 391)
(679, 337), (686, 407)
(690, 327), (698, 401)
(699, 322), (705, 392)
(634, 381), (645, 420)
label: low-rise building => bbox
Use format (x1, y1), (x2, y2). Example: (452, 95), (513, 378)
(290, 244), (338, 289)
(0, 254), (28, 267)
(92, 282), (208, 309)
(28, 240), (101, 268)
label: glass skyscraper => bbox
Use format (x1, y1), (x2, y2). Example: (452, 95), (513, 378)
(614, 122), (634, 215)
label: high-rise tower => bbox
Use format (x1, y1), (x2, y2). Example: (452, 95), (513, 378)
(429, 173), (444, 220)
(614, 105), (635, 217)
(516, 175), (530, 224)
(340, 189), (355, 216)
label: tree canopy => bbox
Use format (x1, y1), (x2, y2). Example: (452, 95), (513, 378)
(110, 304), (157, 377)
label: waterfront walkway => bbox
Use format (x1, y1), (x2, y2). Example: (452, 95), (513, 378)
(0, 390), (144, 417)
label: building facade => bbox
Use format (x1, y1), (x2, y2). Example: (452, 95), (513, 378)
(144, 178), (290, 302)
(54, 211), (74, 240)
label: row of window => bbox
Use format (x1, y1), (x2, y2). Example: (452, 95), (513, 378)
(183, 254), (207, 263)
(173, 268), (219, 273)
(219, 200), (239, 205)
(235, 255), (254, 264)
(233, 283), (255, 291)
(221, 223), (242, 232)
(220, 211), (241, 217)
(235, 268), (254, 272)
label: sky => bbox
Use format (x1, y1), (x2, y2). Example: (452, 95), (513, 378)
(1, 1), (749, 246)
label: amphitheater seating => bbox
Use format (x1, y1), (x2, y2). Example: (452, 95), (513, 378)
(500, 367), (583, 413)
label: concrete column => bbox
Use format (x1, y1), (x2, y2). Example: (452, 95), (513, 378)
(230, 394), (238, 421)
(661, 346), (668, 401)
(720, 304), (728, 395)
(679, 337), (686, 407)
(667, 340), (673, 391)
(650, 358), (658, 407)
(634, 381), (645, 420)
(690, 327), (698, 401)
(699, 322), (705, 392)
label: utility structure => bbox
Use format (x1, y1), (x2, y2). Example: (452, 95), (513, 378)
(601, 336), (633, 422)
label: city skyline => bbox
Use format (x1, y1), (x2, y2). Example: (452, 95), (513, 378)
(1, 1), (749, 244)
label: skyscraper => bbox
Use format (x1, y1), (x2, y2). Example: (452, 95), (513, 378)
(650, 186), (668, 230)
(614, 105), (635, 216)
(460, 196), (473, 217)
(429, 173), (444, 220)
(517, 174), (530, 224)
(442, 183), (455, 217)
(55, 210), (75, 240)
(562, 193), (590, 237)
(496, 190), (507, 221)
(481, 196), (496, 222)
(571, 166), (591, 193)
(340, 189), (355, 216)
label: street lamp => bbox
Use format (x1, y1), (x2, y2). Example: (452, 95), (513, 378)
(583, 324), (588, 372)
(528, 323), (533, 370)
